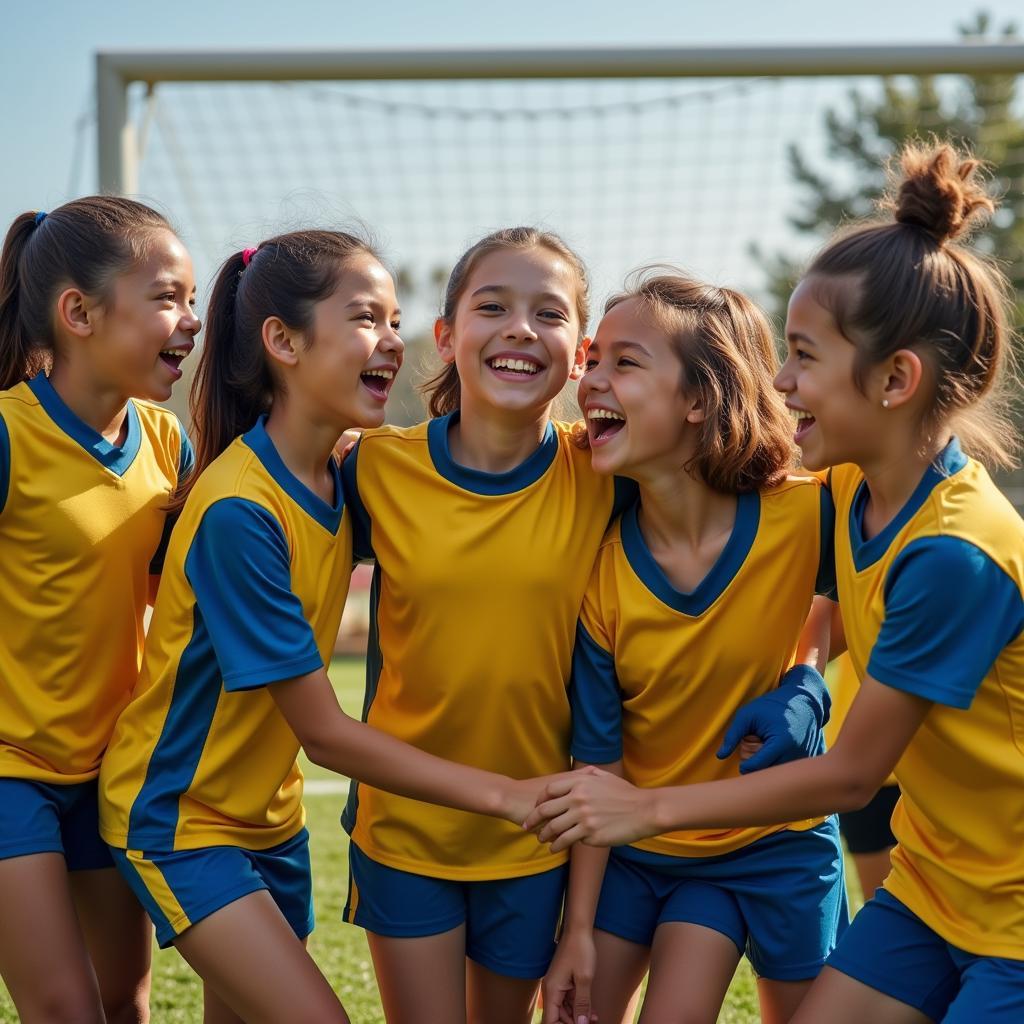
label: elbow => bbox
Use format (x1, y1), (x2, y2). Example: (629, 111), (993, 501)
(834, 775), (881, 814)
(299, 732), (333, 771)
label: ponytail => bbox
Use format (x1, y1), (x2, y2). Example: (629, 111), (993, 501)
(0, 197), (173, 393)
(173, 229), (379, 511)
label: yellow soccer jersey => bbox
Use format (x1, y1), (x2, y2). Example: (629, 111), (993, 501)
(340, 414), (626, 880)
(572, 477), (833, 858)
(824, 653), (897, 787)
(831, 439), (1024, 958)
(99, 418), (352, 851)
(0, 374), (191, 783)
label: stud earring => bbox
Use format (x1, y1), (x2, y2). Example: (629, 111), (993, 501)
(881, 399), (890, 408)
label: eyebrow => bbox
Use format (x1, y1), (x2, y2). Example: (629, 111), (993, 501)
(786, 331), (818, 347)
(591, 339), (653, 358)
(469, 285), (571, 306)
(345, 298), (402, 315)
(150, 277), (195, 293)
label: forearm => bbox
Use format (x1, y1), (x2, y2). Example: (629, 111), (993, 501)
(306, 714), (516, 820)
(795, 596), (834, 674)
(647, 752), (873, 836)
(562, 761), (622, 931)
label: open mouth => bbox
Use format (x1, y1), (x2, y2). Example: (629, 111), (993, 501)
(486, 356), (542, 378)
(588, 407), (626, 445)
(158, 346), (191, 375)
(792, 408), (816, 443)
(360, 367), (394, 399)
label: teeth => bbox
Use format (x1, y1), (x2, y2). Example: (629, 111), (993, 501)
(160, 347), (189, 357)
(362, 369), (394, 379)
(791, 409), (814, 421)
(489, 357), (540, 374)
(588, 409), (625, 422)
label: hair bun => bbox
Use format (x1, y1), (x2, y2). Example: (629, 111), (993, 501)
(889, 142), (995, 245)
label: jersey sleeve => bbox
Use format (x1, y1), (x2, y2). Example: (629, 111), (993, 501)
(569, 581), (623, 764)
(815, 484), (837, 599)
(183, 497), (324, 692)
(340, 437), (374, 563)
(867, 536), (1024, 709)
(0, 412), (9, 516)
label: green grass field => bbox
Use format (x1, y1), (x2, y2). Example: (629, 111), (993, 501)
(2, 657), (860, 1023)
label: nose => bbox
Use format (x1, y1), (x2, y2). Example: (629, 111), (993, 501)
(380, 324), (405, 359)
(182, 307), (202, 336)
(773, 356), (795, 394)
(503, 310), (538, 343)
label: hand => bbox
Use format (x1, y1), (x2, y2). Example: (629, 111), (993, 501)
(333, 428), (363, 462)
(499, 774), (575, 826)
(524, 766), (656, 852)
(717, 664), (831, 774)
(542, 928), (598, 1024)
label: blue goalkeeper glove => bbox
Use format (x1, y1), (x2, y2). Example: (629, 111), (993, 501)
(716, 664), (831, 774)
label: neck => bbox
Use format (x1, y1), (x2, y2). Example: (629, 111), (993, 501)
(634, 460), (737, 552)
(857, 429), (952, 533)
(263, 399), (343, 501)
(446, 397), (551, 473)
(48, 356), (130, 443)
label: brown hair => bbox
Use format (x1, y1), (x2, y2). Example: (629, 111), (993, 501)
(174, 229), (379, 511)
(604, 270), (795, 493)
(421, 226), (590, 417)
(805, 140), (1019, 469)
(0, 197), (173, 391)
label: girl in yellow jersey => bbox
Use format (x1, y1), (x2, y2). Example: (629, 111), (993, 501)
(541, 273), (842, 1024)
(0, 198), (198, 1023)
(98, 231), (551, 1024)
(338, 230), (824, 1024)
(530, 143), (1024, 1024)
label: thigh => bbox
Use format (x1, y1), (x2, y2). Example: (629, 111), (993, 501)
(367, 926), (468, 1024)
(70, 866), (152, 1023)
(944, 952), (1024, 1024)
(466, 959), (539, 1024)
(465, 864), (568, 981)
(175, 889), (348, 1024)
(589, 928), (650, 1024)
(0, 851), (104, 1024)
(791, 967), (932, 1024)
(757, 977), (814, 1024)
(637, 921), (741, 1024)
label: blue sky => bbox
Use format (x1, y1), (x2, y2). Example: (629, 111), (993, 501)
(5, 0), (1020, 227)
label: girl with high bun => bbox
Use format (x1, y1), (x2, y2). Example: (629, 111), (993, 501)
(529, 142), (1024, 1024)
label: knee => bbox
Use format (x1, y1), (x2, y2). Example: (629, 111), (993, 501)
(103, 994), (150, 1024)
(16, 991), (105, 1024)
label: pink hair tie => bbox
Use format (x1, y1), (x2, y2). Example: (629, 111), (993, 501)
(241, 247), (259, 267)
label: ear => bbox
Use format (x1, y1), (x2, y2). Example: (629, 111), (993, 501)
(434, 317), (456, 365)
(567, 335), (591, 382)
(55, 287), (96, 339)
(262, 316), (300, 368)
(879, 348), (925, 409)
(685, 401), (706, 425)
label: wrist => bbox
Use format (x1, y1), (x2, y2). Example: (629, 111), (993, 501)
(646, 787), (670, 836)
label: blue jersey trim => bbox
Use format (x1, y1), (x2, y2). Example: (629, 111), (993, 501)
(0, 413), (9, 515)
(341, 563), (385, 837)
(125, 603), (223, 848)
(816, 485), (837, 599)
(149, 422), (195, 576)
(241, 416), (344, 535)
(340, 437), (374, 562)
(849, 438), (968, 572)
(620, 490), (760, 616)
(28, 372), (141, 477)
(426, 412), (559, 495)
(569, 621), (623, 764)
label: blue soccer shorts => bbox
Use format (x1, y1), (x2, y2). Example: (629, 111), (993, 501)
(345, 841), (568, 979)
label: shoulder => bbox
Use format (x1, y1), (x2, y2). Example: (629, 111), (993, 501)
(130, 398), (189, 457)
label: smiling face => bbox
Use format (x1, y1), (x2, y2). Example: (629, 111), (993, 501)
(88, 229), (200, 402)
(776, 276), (886, 471)
(435, 245), (585, 421)
(578, 296), (697, 479)
(292, 254), (404, 430)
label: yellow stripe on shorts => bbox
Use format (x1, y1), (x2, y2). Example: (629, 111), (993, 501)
(126, 849), (192, 931)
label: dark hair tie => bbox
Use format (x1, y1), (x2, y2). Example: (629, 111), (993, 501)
(34, 211), (47, 226)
